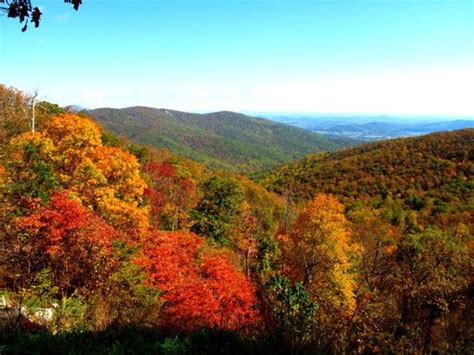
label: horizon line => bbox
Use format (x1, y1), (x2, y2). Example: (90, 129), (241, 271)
(71, 104), (474, 119)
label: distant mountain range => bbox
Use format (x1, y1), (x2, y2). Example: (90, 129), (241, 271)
(88, 107), (358, 173)
(66, 104), (88, 112)
(263, 114), (474, 140)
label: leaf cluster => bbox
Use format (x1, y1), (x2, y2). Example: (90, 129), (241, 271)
(0, 0), (81, 31)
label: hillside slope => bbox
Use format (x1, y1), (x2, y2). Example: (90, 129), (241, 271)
(88, 107), (356, 173)
(260, 129), (473, 227)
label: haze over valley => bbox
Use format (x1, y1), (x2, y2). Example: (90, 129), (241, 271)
(262, 113), (474, 140)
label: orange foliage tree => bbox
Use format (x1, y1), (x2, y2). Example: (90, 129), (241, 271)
(8, 113), (149, 236)
(141, 231), (259, 331)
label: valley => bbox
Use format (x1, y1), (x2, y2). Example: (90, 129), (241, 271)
(264, 113), (474, 140)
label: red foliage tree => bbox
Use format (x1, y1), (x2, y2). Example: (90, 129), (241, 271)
(15, 191), (119, 295)
(143, 160), (197, 230)
(141, 231), (259, 331)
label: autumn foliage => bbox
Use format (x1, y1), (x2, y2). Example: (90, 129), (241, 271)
(0, 92), (472, 354)
(14, 191), (118, 296)
(143, 160), (197, 230)
(281, 194), (359, 312)
(141, 231), (259, 331)
(9, 114), (149, 236)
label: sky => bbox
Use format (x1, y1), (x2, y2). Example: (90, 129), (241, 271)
(1, 0), (473, 115)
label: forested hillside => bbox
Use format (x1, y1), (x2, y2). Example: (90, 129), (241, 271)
(261, 129), (473, 230)
(88, 107), (355, 173)
(1, 85), (472, 353)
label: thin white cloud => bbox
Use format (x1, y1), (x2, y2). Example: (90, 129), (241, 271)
(54, 12), (71, 22)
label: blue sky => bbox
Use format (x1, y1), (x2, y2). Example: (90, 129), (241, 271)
(1, 0), (473, 114)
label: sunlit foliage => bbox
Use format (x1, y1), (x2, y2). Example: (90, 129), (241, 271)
(281, 194), (360, 312)
(0, 89), (472, 353)
(5, 114), (149, 236)
(141, 231), (259, 332)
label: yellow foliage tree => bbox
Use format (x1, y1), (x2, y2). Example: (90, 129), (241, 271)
(45, 113), (102, 182)
(282, 193), (360, 314)
(7, 114), (149, 236)
(88, 146), (148, 234)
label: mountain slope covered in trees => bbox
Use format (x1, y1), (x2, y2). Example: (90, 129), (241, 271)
(261, 129), (473, 229)
(88, 107), (356, 173)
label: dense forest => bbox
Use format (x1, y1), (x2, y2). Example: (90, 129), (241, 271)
(260, 130), (473, 231)
(88, 107), (356, 173)
(1, 85), (473, 354)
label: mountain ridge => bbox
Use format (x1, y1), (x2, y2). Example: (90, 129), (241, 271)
(88, 106), (358, 173)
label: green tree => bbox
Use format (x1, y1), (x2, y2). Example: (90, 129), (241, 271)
(265, 275), (318, 350)
(191, 175), (243, 246)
